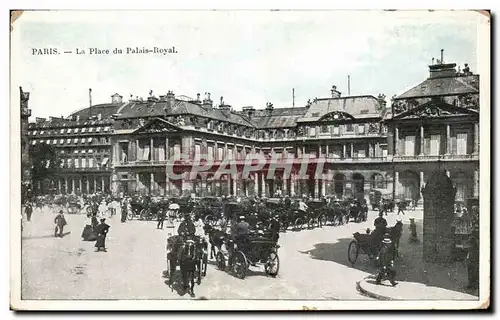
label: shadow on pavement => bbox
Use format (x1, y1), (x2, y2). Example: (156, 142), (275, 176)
(22, 231), (71, 240)
(300, 238), (378, 274)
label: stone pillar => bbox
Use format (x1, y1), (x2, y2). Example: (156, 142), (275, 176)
(343, 144), (346, 158)
(290, 172), (295, 196)
(136, 173), (140, 193)
(58, 179), (62, 194)
(394, 171), (399, 199)
(283, 177), (288, 195)
(71, 179), (75, 194)
(150, 137), (154, 161)
(136, 139), (140, 160)
(473, 169), (479, 197)
(150, 172), (154, 193)
(260, 173), (266, 198)
(321, 178), (326, 197)
(253, 174), (258, 196)
(420, 171), (425, 205)
(232, 177), (237, 196)
(314, 179), (319, 198)
(368, 143), (374, 158)
(395, 127), (400, 156)
(93, 177), (97, 192)
(101, 177), (105, 192)
(325, 145), (329, 158)
(422, 172), (456, 262)
(350, 143), (354, 158)
(64, 178), (68, 194)
(86, 179), (90, 193)
(446, 124), (451, 155)
(420, 126), (425, 156)
(165, 138), (169, 159)
(302, 146), (305, 157)
(79, 178), (83, 193)
(473, 122), (479, 155)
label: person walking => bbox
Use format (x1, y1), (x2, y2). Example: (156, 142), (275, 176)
(54, 210), (67, 238)
(157, 208), (166, 229)
(95, 218), (110, 252)
(25, 202), (33, 222)
(375, 233), (398, 286)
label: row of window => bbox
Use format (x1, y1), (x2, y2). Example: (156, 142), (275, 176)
(58, 148), (108, 155)
(29, 126), (111, 136)
(399, 133), (470, 156)
(31, 137), (110, 145)
(59, 157), (110, 169)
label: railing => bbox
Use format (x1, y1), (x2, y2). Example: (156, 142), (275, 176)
(55, 167), (112, 172)
(393, 154), (478, 161)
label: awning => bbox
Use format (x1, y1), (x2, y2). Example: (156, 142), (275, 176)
(60, 129), (65, 134)
(59, 139), (64, 144)
(74, 128), (80, 133)
(80, 138), (86, 143)
(52, 139), (57, 144)
(66, 139), (71, 144)
(73, 138), (79, 143)
(33, 131), (37, 135)
(87, 137), (93, 143)
(101, 158), (109, 165)
(81, 128), (87, 133)
(67, 129), (72, 134)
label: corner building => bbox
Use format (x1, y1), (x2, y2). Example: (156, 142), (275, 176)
(386, 61), (479, 204)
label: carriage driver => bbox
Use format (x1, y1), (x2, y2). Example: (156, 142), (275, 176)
(234, 216), (250, 250)
(178, 213), (196, 240)
(298, 198), (308, 214)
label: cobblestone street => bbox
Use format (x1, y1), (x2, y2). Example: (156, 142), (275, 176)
(21, 208), (393, 300)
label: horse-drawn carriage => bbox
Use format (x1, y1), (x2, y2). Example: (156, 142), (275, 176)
(215, 230), (280, 280)
(346, 198), (368, 223)
(347, 221), (403, 264)
(193, 196), (223, 225)
(165, 234), (208, 295)
(324, 199), (350, 226)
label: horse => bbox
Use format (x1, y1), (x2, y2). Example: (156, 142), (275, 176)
(194, 237), (209, 282)
(387, 221), (403, 257)
(203, 224), (228, 259)
(179, 240), (198, 296)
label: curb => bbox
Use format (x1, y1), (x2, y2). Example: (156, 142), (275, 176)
(356, 278), (395, 301)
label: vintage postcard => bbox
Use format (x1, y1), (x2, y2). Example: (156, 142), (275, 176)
(10, 9), (490, 310)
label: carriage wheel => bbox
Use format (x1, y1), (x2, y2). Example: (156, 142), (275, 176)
(127, 211), (134, 220)
(233, 251), (247, 279)
(139, 209), (147, 220)
(216, 251), (226, 271)
(308, 218), (316, 229)
(264, 251), (280, 277)
(348, 240), (359, 264)
(294, 218), (304, 231)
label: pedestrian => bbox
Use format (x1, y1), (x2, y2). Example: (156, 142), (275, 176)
(408, 218), (419, 243)
(95, 218), (110, 252)
(25, 202), (33, 222)
(54, 210), (67, 238)
(466, 226), (479, 290)
(120, 198), (128, 223)
(157, 208), (166, 229)
(397, 201), (406, 215)
(375, 233), (398, 286)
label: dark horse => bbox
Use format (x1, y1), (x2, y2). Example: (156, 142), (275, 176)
(203, 224), (228, 260)
(387, 221), (403, 257)
(166, 237), (198, 296)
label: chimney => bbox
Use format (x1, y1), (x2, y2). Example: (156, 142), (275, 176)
(242, 106), (255, 119)
(219, 96), (231, 116)
(377, 94), (387, 110)
(429, 63), (457, 78)
(330, 85), (341, 98)
(463, 63), (472, 76)
(196, 93), (201, 103)
(202, 92), (213, 110)
(111, 93), (123, 104)
(265, 102), (274, 114)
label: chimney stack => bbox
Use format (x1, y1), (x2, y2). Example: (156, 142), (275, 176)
(202, 92), (213, 109)
(330, 85), (341, 98)
(166, 90), (175, 109)
(242, 106), (255, 119)
(111, 93), (123, 104)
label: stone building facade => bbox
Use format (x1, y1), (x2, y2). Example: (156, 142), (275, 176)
(20, 87), (32, 185)
(386, 60), (479, 204)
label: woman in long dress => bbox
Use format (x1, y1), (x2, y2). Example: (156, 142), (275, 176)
(81, 214), (96, 241)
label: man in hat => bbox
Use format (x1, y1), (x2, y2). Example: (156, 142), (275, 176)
(375, 233), (397, 286)
(270, 215), (280, 242)
(95, 218), (110, 252)
(157, 206), (166, 230)
(233, 216), (250, 259)
(178, 213), (196, 240)
(54, 210), (67, 237)
(25, 201), (33, 222)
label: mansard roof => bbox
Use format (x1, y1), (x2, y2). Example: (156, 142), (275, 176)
(393, 98), (479, 120)
(298, 95), (382, 122)
(395, 74), (479, 100)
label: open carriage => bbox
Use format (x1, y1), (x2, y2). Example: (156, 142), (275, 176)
(347, 222), (403, 265)
(215, 230), (280, 280)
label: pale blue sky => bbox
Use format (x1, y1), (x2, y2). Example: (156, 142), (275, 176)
(12, 11), (479, 119)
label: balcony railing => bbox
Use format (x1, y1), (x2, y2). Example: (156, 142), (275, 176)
(54, 167), (112, 172)
(393, 154), (478, 161)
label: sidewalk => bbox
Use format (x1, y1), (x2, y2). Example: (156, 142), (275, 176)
(356, 209), (480, 300)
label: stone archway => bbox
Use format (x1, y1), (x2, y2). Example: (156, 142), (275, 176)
(399, 170), (420, 201)
(371, 172), (385, 189)
(334, 173), (346, 198)
(352, 173), (365, 200)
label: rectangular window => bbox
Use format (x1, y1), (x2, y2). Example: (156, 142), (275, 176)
(405, 136), (415, 156)
(333, 126), (340, 136)
(88, 158), (94, 168)
(309, 127), (316, 137)
(358, 149), (366, 158)
(60, 129), (65, 134)
(346, 124), (354, 132)
(81, 138), (86, 143)
(457, 133), (468, 155)
(358, 125), (365, 134)
(321, 125), (329, 133)
(81, 158), (86, 168)
(217, 147), (224, 160)
(207, 146), (214, 160)
(227, 148), (233, 159)
(81, 128), (87, 133)
(67, 129), (71, 134)
(194, 144), (201, 160)
(74, 128), (80, 133)
(74, 158), (80, 168)
(66, 139), (71, 144)
(52, 139), (57, 144)
(96, 127), (102, 132)
(73, 138), (79, 144)
(430, 134), (441, 156)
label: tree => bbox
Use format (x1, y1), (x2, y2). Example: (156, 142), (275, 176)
(29, 143), (61, 194)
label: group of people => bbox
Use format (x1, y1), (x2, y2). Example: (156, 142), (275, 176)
(81, 213), (111, 252)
